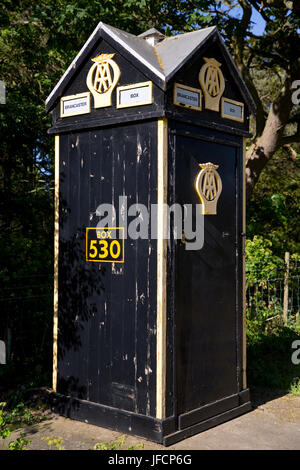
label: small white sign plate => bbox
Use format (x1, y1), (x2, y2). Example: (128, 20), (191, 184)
(117, 82), (153, 108)
(221, 98), (244, 122)
(174, 83), (202, 111)
(60, 92), (90, 117)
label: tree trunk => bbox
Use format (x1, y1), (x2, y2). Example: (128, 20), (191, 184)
(245, 82), (293, 199)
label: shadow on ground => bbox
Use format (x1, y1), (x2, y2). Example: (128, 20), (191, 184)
(249, 386), (289, 408)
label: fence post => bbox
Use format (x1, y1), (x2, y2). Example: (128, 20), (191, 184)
(0, 80), (5, 104)
(283, 251), (290, 325)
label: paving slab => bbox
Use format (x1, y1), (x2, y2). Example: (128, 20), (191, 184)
(4, 391), (300, 450)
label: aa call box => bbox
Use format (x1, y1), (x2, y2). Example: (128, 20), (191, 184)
(47, 23), (255, 445)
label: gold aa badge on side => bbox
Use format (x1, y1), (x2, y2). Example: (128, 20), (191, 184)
(86, 53), (121, 108)
(195, 163), (222, 215)
(199, 58), (225, 112)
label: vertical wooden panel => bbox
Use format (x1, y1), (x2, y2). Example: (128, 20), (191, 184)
(88, 130), (101, 403)
(56, 123), (158, 415)
(174, 130), (239, 413)
(144, 122), (159, 417)
(98, 129), (113, 405)
(78, 132), (91, 398)
(156, 118), (168, 419)
(53, 135), (59, 391)
(110, 126), (135, 411)
(56, 134), (70, 391)
(134, 123), (156, 416)
(165, 124), (176, 418)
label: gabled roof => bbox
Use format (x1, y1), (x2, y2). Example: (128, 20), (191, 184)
(46, 22), (256, 114)
(156, 27), (216, 79)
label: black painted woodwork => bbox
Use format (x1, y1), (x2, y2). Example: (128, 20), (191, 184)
(48, 23), (253, 445)
(173, 128), (243, 415)
(57, 123), (157, 416)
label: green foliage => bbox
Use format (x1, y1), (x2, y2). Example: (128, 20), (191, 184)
(247, 151), (300, 257)
(0, 402), (32, 450)
(127, 443), (145, 450)
(247, 323), (300, 392)
(41, 435), (64, 450)
(0, 0), (55, 386)
(246, 298), (283, 332)
(246, 235), (299, 328)
(6, 403), (33, 426)
(289, 377), (300, 396)
(246, 236), (285, 327)
(3, 401), (46, 429)
(93, 435), (144, 450)
(94, 435), (126, 450)
(246, 236), (284, 282)
(0, 402), (11, 442)
(8, 433), (32, 450)
(246, 234), (300, 393)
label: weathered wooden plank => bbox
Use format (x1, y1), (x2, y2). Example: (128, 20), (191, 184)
(135, 123), (154, 416)
(110, 126), (135, 412)
(87, 130), (102, 404)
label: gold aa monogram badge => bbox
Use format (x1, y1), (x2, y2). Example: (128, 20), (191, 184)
(195, 162), (222, 215)
(199, 58), (225, 112)
(86, 53), (121, 108)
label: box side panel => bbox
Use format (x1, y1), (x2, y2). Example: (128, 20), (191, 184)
(56, 121), (157, 417)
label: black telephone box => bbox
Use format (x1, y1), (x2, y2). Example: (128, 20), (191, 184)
(46, 23), (256, 445)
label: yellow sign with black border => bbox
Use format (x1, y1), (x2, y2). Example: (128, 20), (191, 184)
(86, 227), (124, 263)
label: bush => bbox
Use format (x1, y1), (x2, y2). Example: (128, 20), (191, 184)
(247, 322), (300, 392)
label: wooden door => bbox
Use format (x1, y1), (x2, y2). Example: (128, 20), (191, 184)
(174, 132), (243, 416)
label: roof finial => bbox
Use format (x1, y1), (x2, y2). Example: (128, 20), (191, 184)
(138, 28), (165, 46)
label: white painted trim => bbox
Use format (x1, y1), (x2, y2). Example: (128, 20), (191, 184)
(101, 24), (165, 81)
(46, 22), (102, 106)
(46, 22), (165, 108)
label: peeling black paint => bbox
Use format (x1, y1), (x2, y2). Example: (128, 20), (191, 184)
(57, 123), (157, 416)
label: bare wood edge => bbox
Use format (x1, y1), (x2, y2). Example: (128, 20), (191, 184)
(156, 118), (168, 419)
(53, 135), (59, 392)
(242, 137), (247, 389)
